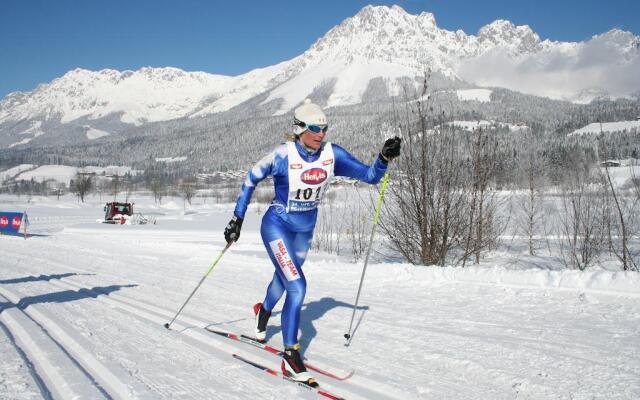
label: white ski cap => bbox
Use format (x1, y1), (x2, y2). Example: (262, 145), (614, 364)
(293, 99), (327, 135)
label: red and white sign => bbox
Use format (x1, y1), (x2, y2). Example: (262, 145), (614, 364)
(269, 239), (299, 281)
(12, 216), (22, 230)
(301, 168), (328, 185)
(0, 216), (8, 228)
(322, 159), (334, 166)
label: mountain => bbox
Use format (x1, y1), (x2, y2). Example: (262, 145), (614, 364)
(0, 5), (639, 151)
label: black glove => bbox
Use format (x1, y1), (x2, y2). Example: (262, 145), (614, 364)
(380, 136), (402, 163)
(224, 214), (243, 243)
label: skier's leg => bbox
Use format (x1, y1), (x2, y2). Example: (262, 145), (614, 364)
(278, 231), (316, 384)
(260, 214), (316, 383)
(260, 212), (292, 311)
(260, 212), (300, 342)
(260, 215), (312, 346)
(280, 230), (313, 346)
(280, 269), (306, 347)
(254, 212), (292, 340)
(262, 271), (284, 311)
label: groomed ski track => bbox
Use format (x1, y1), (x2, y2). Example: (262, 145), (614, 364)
(0, 248), (407, 400)
(1, 203), (639, 399)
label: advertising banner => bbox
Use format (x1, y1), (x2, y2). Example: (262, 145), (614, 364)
(0, 211), (28, 238)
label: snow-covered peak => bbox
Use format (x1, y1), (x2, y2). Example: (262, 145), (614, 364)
(0, 67), (234, 125)
(476, 19), (542, 54)
(590, 28), (640, 54)
(351, 4), (437, 29)
(311, 5), (444, 54)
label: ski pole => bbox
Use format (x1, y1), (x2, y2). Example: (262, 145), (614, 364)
(164, 241), (233, 330)
(344, 171), (390, 342)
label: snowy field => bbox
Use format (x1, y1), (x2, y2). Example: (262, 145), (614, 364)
(570, 120), (640, 136)
(455, 89), (492, 103)
(1, 194), (639, 399)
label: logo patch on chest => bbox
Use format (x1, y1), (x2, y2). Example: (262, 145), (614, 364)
(301, 168), (327, 185)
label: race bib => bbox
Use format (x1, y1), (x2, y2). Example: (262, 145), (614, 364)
(286, 142), (334, 212)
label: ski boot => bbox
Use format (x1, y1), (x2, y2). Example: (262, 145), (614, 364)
(281, 344), (318, 387)
(253, 303), (271, 343)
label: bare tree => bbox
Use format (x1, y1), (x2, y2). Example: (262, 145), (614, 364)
(312, 191), (343, 255)
(557, 153), (604, 270)
(124, 179), (135, 202)
(150, 178), (165, 205)
(461, 124), (502, 266)
(346, 183), (371, 262)
(597, 127), (637, 271)
(628, 164), (640, 270)
(110, 174), (121, 201)
(71, 172), (93, 203)
(380, 79), (471, 266)
(180, 177), (197, 209)
(515, 129), (547, 256)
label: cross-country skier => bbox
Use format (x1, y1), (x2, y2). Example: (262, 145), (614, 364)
(224, 99), (401, 387)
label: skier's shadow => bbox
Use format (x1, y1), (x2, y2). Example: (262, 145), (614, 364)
(266, 296), (368, 350)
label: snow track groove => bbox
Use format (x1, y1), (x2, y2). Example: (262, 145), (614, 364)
(41, 273), (404, 400)
(1, 251), (408, 400)
(0, 291), (110, 399)
(0, 318), (51, 399)
(0, 284), (142, 399)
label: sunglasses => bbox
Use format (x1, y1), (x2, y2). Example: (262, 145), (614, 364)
(306, 124), (329, 134)
(295, 119), (328, 134)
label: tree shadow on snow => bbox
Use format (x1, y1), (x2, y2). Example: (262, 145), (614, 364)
(0, 284), (137, 313)
(0, 272), (90, 285)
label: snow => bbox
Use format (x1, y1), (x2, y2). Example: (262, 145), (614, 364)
(19, 121), (44, 136)
(264, 58), (417, 115)
(85, 126), (110, 140)
(1, 193), (639, 399)
(448, 120), (528, 132)
(570, 120), (640, 135)
(8, 138), (33, 148)
(0, 165), (35, 184)
(155, 156), (188, 163)
(450, 120), (493, 130)
(54, 68), (234, 126)
(601, 164), (640, 187)
(10, 164), (137, 184)
(14, 165), (78, 184)
(456, 89), (492, 102)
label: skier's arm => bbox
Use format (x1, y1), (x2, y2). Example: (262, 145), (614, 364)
(233, 151), (274, 219)
(333, 144), (388, 184)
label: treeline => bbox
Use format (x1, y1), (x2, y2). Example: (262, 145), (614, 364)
(341, 85), (640, 272)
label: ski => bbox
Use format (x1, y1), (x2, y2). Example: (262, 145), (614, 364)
(232, 353), (347, 400)
(205, 327), (355, 381)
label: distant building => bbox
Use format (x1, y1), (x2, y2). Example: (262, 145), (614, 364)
(601, 160), (621, 167)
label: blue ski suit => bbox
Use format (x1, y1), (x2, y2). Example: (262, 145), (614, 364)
(233, 140), (387, 347)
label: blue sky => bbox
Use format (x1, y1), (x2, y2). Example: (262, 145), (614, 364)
(1, 0), (638, 98)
